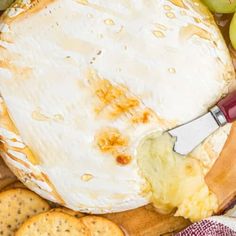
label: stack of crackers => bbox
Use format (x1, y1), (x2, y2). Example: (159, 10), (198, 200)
(0, 185), (124, 235)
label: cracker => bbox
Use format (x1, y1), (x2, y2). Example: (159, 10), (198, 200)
(2, 181), (27, 191)
(0, 188), (50, 235)
(15, 211), (90, 235)
(80, 216), (124, 236)
(50, 207), (85, 218)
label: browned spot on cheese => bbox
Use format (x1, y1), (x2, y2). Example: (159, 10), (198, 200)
(116, 154), (131, 165)
(88, 69), (140, 119)
(96, 127), (128, 153)
(110, 97), (139, 118)
(88, 71), (176, 128)
(131, 109), (153, 124)
(94, 79), (124, 108)
(180, 24), (211, 41)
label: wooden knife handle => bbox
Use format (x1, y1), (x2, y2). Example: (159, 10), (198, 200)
(217, 91), (236, 123)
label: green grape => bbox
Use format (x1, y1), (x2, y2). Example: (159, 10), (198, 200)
(230, 13), (236, 49)
(201, 0), (236, 13)
(0, 0), (14, 11)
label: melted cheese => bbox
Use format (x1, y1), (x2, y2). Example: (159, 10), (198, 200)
(137, 132), (218, 222)
(0, 0), (234, 216)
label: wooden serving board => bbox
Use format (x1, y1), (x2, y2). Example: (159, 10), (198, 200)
(104, 206), (190, 236)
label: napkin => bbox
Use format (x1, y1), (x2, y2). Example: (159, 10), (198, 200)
(177, 216), (236, 236)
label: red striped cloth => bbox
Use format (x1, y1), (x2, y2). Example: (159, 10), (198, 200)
(177, 217), (236, 236)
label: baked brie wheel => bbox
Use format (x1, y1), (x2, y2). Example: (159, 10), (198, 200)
(0, 0), (235, 221)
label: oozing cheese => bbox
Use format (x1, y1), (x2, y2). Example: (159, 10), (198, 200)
(0, 0), (235, 217)
(137, 132), (218, 222)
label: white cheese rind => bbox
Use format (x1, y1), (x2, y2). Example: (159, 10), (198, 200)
(0, 0), (234, 213)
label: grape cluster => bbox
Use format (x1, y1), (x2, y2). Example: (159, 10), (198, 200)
(202, 0), (236, 49)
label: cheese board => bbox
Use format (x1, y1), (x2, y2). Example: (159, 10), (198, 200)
(0, 0), (236, 235)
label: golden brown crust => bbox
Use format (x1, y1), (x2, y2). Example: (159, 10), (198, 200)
(0, 98), (65, 205)
(0, 98), (39, 165)
(0, 0), (56, 25)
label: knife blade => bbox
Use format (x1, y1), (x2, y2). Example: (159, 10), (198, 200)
(168, 91), (236, 156)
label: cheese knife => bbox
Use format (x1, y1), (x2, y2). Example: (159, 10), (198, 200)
(169, 90), (236, 156)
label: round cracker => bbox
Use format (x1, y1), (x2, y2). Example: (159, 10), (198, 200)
(80, 216), (124, 236)
(50, 207), (85, 218)
(0, 188), (50, 235)
(2, 181), (27, 191)
(15, 211), (90, 236)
